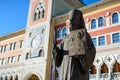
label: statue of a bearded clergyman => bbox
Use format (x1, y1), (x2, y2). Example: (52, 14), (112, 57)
(53, 9), (96, 80)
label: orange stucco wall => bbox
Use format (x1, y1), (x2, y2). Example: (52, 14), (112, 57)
(55, 5), (120, 45)
(0, 34), (25, 63)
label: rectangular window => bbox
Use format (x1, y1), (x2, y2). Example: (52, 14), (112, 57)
(4, 45), (7, 52)
(1, 58), (4, 64)
(20, 40), (23, 48)
(0, 59), (2, 65)
(92, 38), (97, 47)
(2, 58), (6, 65)
(98, 36), (105, 46)
(0, 46), (3, 53)
(112, 33), (120, 43)
(18, 55), (22, 62)
(8, 57), (12, 63)
(12, 56), (15, 63)
(13, 42), (16, 50)
(10, 43), (13, 50)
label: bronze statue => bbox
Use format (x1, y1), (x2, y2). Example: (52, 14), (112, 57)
(53, 9), (96, 80)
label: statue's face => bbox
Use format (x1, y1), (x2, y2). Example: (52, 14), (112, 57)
(66, 20), (70, 27)
(66, 20), (71, 34)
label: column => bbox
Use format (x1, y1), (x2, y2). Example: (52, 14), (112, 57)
(116, 53), (120, 64)
(18, 74), (21, 80)
(106, 12), (110, 27)
(7, 76), (10, 80)
(12, 75), (15, 80)
(52, 60), (55, 80)
(2, 76), (5, 80)
(96, 67), (101, 80)
(104, 55), (115, 80)
(108, 66), (113, 80)
(93, 56), (103, 80)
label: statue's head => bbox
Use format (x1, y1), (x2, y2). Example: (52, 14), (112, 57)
(68, 9), (85, 31)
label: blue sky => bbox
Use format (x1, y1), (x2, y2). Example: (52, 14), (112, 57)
(0, 0), (100, 37)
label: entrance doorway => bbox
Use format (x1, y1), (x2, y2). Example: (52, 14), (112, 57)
(26, 74), (40, 80)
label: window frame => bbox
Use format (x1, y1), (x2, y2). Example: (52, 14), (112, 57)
(98, 36), (106, 46)
(62, 27), (67, 37)
(33, 2), (46, 22)
(0, 46), (3, 53)
(112, 12), (119, 24)
(57, 28), (62, 39)
(92, 37), (97, 47)
(98, 16), (104, 28)
(18, 55), (22, 62)
(91, 18), (97, 29)
(112, 32), (120, 44)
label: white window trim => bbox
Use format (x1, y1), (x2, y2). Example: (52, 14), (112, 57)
(33, 1), (46, 21)
(0, 59), (2, 65)
(110, 31), (120, 44)
(85, 23), (89, 31)
(12, 56), (16, 63)
(90, 18), (98, 31)
(18, 55), (22, 62)
(62, 26), (67, 37)
(98, 16), (105, 28)
(89, 16), (106, 32)
(0, 45), (4, 53)
(57, 28), (63, 40)
(2, 58), (6, 65)
(111, 11), (120, 26)
(8, 57), (12, 64)
(97, 34), (107, 47)
(92, 37), (97, 47)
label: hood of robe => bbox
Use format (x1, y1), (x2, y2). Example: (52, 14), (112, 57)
(69, 9), (85, 31)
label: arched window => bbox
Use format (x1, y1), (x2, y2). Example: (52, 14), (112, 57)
(91, 19), (96, 29)
(98, 17), (104, 27)
(101, 63), (108, 73)
(62, 27), (67, 37)
(89, 65), (96, 74)
(38, 11), (41, 19)
(15, 75), (18, 80)
(26, 53), (30, 60)
(39, 49), (44, 57)
(34, 12), (37, 21)
(112, 13), (119, 24)
(57, 29), (62, 38)
(33, 2), (46, 21)
(42, 9), (45, 18)
(113, 61), (120, 72)
(27, 74), (39, 80)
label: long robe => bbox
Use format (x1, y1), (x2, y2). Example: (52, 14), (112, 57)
(54, 10), (96, 80)
(55, 32), (96, 80)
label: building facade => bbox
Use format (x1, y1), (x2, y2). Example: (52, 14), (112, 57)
(0, 0), (120, 80)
